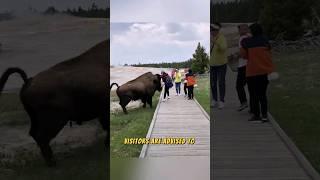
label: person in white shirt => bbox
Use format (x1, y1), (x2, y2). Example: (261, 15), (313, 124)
(236, 24), (251, 111)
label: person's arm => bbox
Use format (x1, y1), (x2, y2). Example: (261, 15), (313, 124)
(240, 38), (248, 60)
(216, 36), (227, 52)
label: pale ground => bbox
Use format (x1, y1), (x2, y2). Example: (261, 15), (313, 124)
(0, 14), (107, 164)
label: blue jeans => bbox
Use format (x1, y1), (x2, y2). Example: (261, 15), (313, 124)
(175, 82), (181, 94)
(210, 64), (227, 102)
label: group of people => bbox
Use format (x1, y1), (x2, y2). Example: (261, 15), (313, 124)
(161, 68), (196, 101)
(210, 22), (274, 123)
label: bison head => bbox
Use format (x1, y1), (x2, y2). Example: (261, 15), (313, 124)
(154, 74), (162, 92)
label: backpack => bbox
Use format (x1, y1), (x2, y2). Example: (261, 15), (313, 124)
(165, 76), (173, 88)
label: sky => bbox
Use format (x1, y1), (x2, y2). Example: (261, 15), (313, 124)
(111, 0), (209, 23)
(0, 0), (108, 13)
(110, 0), (210, 65)
(111, 22), (210, 65)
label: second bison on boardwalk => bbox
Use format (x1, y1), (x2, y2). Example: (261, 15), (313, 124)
(110, 72), (162, 114)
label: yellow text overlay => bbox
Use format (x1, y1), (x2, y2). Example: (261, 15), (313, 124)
(123, 137), (196, 145)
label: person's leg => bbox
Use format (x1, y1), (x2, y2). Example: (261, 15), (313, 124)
(210, 66), (218, 102)
(187, 86), (192, 99)
(218, 64), (227, 102)
(257, 75), (269, 120)
(247, 76), (254, 113)
(178, 82), (181, 94)
(175, 83), (179, 95)
(236, 66), (247, 104)
(247, 76), (260, 120)
(190, 86), (194, 99)
(184, 83), (187, 96)
(164, 86), (167, 99)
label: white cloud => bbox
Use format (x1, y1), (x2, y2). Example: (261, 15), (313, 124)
(111, 0), (209, 22)
(111, 22), (210, 65)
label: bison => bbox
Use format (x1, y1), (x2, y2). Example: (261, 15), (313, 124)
(110, 72), (162, 114)
(0, 40), (109, 166)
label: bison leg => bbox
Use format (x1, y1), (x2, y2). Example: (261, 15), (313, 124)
(142, 96), (147, 108)
(38, 142), (56, 167)
(147, 96), (153, 108)
(99, 111), (109, 149)
(20, 103), (56, 166)
(119, 96), (130, 114)
(29, 112), (68, 166)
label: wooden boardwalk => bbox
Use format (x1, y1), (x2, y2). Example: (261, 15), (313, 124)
(137, 87), (210, 180)
(212, 69), (319, 180)
(140, 87), (210, 158)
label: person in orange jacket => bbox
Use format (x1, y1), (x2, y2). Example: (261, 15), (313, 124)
(241, 23), (275, 123)
(186, 69), (196, 100)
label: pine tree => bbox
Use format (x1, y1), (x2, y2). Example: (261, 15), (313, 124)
(191, 42), (209, 74)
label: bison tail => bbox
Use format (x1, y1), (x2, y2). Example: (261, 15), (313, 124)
(110, 82), (119, 90)
(0, 67), (28, 94)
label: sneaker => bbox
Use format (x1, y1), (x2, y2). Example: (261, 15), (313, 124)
(261, 116), (269, 123)
(162, 99), (167, 102)
(168, 96), (171, 99)
(211, 100), (218, 108)
(218, 102), (225, 109)
(248, 115), (261, 122)
(237, 102), (248, 111)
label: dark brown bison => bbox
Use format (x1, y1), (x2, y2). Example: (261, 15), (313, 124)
(0, 40), (109, 166)
(110, 72), (162, 114)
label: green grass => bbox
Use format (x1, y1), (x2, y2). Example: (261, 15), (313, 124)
(110, 92), (160, 158)
(0, 93), (29, 126)
(194, 76), (210, 114)
(269, 49), (320, 172)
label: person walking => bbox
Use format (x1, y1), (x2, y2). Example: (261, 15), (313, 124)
(161, 71), (173, 102)
(174, 69), (182, 95)
(210, 23), (228, 109)
(236, 24), (251, 111)
(241, 23), (275, 123)
(186, 69), (196, 100)
(183, 69), (188, 97)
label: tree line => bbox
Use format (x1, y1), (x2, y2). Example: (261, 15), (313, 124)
(132, 42), (209, 74)
(213, 0), (320, 40)
(44, 3), (109, 18)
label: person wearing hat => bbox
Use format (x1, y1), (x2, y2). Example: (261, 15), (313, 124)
(210, 22), (228, 109)
(235, 24), (251, 111)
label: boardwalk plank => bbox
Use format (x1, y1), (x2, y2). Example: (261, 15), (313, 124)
(213, 68), (315, 179)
